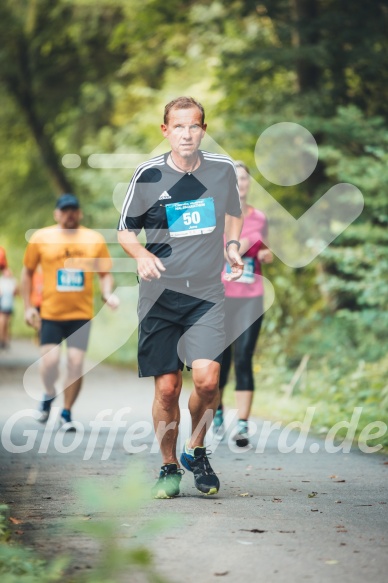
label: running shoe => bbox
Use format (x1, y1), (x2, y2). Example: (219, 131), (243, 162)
(37, 395), (56, 423)
(58, 409), (76, 433)
(233, 421), (249, 448)
(212, 409), (225, 441)
(180, 444), (220, 495)
(151, 463), (184, 499)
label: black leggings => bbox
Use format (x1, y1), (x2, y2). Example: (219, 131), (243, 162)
(219, 297), (264, 392)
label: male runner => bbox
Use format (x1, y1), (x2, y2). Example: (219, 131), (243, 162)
(118, 96), (244, 498)
(22, 194), (119, 430)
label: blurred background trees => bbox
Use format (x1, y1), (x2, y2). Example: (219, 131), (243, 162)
(1, 0), (387, 440)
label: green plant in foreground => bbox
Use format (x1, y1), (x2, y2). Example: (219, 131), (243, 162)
(71, 462), (176, 583)
(0, 541), (66, 583)
(0, 464), (177, 583)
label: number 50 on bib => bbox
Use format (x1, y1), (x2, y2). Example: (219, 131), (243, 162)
(165, 198), (216, 238)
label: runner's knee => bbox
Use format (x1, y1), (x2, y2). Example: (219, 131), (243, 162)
(155, 375), (181, 410)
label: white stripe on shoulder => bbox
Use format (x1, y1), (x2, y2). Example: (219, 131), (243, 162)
(119, 156), (165, 230)
(202, 151), (235, 167)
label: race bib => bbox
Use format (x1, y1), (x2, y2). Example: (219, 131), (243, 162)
(226, 257), (255, 284)
(165, 198), (216, 238)
(56, 269), (85, 292)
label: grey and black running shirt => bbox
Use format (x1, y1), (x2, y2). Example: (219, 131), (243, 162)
(118, 151), (241, 282)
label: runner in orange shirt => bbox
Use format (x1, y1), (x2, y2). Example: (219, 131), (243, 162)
(21, 194), (119, 431)
(0, 246), (7, 272)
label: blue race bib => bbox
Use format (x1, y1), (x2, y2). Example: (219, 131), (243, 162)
(56, 269), (85, 292)
(165, 198), (216, 238)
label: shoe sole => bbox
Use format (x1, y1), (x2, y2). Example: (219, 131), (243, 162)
(180, 454), (220, 496)
(58, 421), (76, 433)
(234, 436), (249, 447)
(152, 490), (176, 499)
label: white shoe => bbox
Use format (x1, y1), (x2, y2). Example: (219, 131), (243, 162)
(37, 395), (56, 423)
(58, 414), (76, 433)
(212, 410), (225, 441)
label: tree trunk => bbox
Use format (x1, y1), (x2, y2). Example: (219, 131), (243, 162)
(290, 0), (321, 92)
(5, 38), (73, 195)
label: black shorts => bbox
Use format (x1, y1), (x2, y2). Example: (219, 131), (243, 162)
(137, 280), (225, 377)
(40, 319), (91, 351)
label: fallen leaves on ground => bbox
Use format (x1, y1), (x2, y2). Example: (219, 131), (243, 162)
(240, 529), (266, 534)
(308, 492), (318, 498)
(9, 517), (22, 524)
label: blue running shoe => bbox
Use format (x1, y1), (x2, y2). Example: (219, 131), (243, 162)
(58, 409), (76, 433)
(151, 463), (184, 499)
(180, 444), (220, 495)
(37, 395), (55, 423)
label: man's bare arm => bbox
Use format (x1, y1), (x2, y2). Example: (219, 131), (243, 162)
(117, 230), (165, 281)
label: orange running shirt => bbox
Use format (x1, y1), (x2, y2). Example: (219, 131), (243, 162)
(23, 226), (112, 321)
(0, 246), (7, 270)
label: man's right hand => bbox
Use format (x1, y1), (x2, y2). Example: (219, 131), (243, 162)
(137, 254), (166, 281)
(25, 307), (41, 331)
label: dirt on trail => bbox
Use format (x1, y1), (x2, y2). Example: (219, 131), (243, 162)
(1, 339), (388, 583)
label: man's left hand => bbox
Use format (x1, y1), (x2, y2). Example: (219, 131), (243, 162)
(224, 246), (244, 281)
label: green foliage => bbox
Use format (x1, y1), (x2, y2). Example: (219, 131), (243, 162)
(0, 467), (176, 583)
(0, 505), (10, 543)
(0, 543), (66, 583)
(1, 0), (387, 444)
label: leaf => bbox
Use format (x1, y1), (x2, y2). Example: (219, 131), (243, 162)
(334, 480), (346, 483)
(325, 560), (339, 565)
(9, 517), (22, 524)
(214, 572), (229, 576)
(240, 529), (266, 534)
(308, 492), (318, 498)
(239, 493), (250, 497)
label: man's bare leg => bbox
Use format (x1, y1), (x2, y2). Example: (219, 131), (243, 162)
(63, 347), (86, 411)
(40, 344), (61, 397)
(188, 359), (220, 448)
(153, 371), (182, 465)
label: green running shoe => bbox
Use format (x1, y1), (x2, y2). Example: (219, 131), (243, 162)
(151, 463), (184, 499)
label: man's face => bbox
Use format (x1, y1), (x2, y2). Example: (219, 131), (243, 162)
(54, 207), (82, 229)
(161, 107), (207, 159)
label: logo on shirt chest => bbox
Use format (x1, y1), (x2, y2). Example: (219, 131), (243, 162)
(158, 191), (172, 200)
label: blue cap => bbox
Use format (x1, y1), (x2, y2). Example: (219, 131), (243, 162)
(55, 194), (80, 210)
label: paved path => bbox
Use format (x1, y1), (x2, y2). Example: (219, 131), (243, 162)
(0, 340), (387, 583)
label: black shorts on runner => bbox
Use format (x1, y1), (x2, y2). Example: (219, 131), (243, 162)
(137, 280), (225, 377)
(40, 319), (91, 351)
